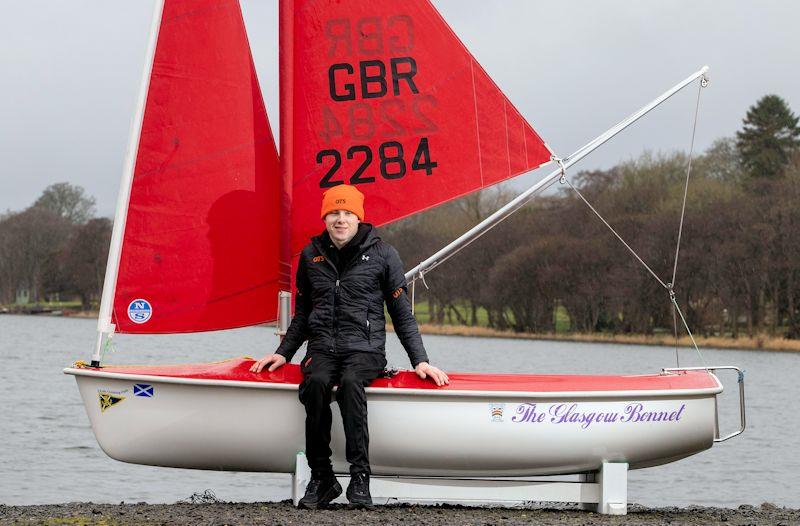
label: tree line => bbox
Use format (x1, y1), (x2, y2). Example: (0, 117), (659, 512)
(0, 183), (110, 309)
(383, 95), (800, 339)
(2, 94), (798, 339)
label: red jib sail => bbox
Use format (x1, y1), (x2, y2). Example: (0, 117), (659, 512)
(112, 0), (282, 333)
(282, 0), (553, 254)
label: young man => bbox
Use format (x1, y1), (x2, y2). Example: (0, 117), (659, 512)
(251, 184), (448, 509)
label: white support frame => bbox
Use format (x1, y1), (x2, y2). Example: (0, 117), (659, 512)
(292, 453), (628, 515)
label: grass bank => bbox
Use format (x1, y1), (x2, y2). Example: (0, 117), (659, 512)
(0, 301), (96, 317)
(410, 323), (800, 352)
(403, 301), (800, 352)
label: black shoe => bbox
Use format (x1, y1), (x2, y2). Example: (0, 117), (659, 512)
(298, 474), (342, 509)
(346, 472), (374, 509)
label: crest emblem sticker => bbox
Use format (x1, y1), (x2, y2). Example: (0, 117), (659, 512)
(128, 299), (152, 324)
(490, 403), (505, 422)
(99, 392), (125, 413)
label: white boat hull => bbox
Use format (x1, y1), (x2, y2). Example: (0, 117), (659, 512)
(66, 363), (722, 477)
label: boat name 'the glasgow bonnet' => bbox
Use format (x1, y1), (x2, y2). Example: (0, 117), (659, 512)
(509, 402), (686, 429)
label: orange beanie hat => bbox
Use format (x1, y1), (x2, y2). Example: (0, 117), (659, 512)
(320, 185), (365, 221)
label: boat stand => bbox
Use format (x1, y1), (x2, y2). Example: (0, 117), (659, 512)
(292, 453), (628, 515)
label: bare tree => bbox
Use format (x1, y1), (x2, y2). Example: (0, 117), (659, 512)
(0, 207), (73, 303)
(33, 182), (96, 224)
(60, 218), (112, 309)
(359, 95), (800, 340)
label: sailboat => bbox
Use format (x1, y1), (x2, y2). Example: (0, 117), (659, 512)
(65, 0), (745, 514)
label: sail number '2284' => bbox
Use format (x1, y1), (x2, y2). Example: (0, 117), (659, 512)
(317, 137), (437, 187)
(315, 16), (439, 187)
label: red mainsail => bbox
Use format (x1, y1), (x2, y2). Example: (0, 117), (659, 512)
(282, 0), (553, 254)
(112, 0), (282, 333)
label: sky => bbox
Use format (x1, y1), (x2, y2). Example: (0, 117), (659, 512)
(1, 0), (798, 217)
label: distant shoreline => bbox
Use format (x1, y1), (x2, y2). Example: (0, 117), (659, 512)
(412, 323), (800, 353)
(63, 309), (98, 318)
(4, 309), (797, 352)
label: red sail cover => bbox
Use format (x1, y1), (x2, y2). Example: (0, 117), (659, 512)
(113, 0), (281, 333)
(284, 0), (553, 254)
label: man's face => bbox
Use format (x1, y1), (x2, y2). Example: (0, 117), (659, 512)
(324, 209), (360, 247)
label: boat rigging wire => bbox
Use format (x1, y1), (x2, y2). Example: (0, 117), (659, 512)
(671, 293), (708, 369)
(560, 176), (669, 291)
(559, 74), (709, 368)
(672, 79), (706, 290)
(404, 67), (711, 366)
(405, 67), (709, 285)
(670, 79), (706, 367)
(100, 332), (118, 363)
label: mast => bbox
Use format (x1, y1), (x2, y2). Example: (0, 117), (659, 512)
(276, 0), (294, 334)
(278, 0), (293, 291)
(405, 66), (710, 283)
(91, 0), (165, 367)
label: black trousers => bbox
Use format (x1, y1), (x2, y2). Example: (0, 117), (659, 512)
(298, 351), (387, 477)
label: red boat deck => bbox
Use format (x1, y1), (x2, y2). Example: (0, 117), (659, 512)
(82, 357), (719, 392)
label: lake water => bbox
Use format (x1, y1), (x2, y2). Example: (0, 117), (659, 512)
(1, 314), (797, 508)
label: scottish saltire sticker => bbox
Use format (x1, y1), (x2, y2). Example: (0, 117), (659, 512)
(99, 392), (125, 413)
(134, 384), (154, 398)
(127, 299), (152, 324)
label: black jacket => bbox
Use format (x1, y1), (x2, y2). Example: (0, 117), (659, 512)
(276, 224), (429, 367)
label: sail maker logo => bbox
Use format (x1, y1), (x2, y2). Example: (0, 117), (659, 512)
(128, 299), (152, 324)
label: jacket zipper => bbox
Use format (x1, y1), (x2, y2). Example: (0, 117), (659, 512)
(341, 244), (375, 342)
(313, 235), (377, 353)
(314, 239), (340, 353)
(333, 278), (339, 352)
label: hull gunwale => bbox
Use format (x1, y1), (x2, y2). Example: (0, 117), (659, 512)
(64, 366), (722, 399)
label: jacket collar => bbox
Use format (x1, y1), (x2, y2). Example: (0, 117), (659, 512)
(312, 223), (379, 257)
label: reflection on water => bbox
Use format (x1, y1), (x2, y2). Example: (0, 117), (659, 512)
(1, 314), (797, 507)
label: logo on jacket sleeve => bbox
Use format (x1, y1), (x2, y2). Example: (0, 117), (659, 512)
(312, 255), (325, 263)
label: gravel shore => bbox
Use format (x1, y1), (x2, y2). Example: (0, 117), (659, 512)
(2, 501), (798, 525)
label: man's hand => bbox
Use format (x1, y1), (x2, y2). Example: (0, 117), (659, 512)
(414, 362), (449, 386)
(250, 353), (287, 373)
